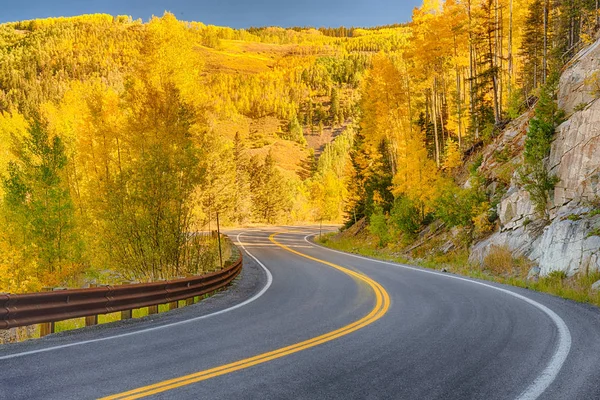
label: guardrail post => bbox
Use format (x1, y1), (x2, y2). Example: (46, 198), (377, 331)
(121, 309), (132, 320)
(186, 297), (194, 306)
(85, 284), (98, 327)
(168, 301), (178, 310)
(39, 287), (55, 337)
(120, 281), (134, 320)
(148, 305), (158, 315)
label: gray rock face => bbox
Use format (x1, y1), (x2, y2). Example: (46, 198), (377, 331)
(592, 280), (600, 292)
(498, 186), (536, 230)
(558, 39), (600, 115)
(549, 100), (600, 213)
(470, 36), (600, 277)
(532, 216), (600, 276)
(469, 224), (542, 265)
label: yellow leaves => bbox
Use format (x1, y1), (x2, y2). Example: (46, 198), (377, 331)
(307, 169), (346, 222)
(473, 201), (494, 237)
(361, 53), (411, 158)
(443, 138), (462, 171)
(0, 237), (42, 294)
(144, 13), (205, 108)
(0, 109), (29, 196)
(393, 140), (440, 215)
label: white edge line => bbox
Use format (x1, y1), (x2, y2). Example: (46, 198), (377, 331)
(0, 232), (273, 361)
(305, 233), (571, 400)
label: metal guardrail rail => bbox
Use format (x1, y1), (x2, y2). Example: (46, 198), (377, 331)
(0, 253), (242, 330)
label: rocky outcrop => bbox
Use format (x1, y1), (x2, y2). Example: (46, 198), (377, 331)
(549, 99), (600, 213)
(558, 39), (600, 115)
(530, 214), (600, 275)
(470, 36), (600, 277)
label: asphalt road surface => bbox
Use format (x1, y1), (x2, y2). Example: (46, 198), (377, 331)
(2, 226), (600, 400)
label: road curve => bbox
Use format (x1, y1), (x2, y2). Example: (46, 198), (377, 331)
(1, 226), (600, 399)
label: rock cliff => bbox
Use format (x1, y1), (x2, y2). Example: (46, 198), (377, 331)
(470, 37), (600, 277)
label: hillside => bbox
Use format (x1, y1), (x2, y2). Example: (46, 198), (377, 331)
(0, 14), (386, 292)
(2, 0), (600, 299)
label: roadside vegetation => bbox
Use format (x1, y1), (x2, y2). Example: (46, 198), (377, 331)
(2, 0), (600, 295)
(317, 233), (600, 308)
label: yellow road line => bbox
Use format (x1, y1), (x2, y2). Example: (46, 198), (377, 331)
(100, 232), (391, 400)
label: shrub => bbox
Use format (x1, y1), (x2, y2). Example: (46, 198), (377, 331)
(547, 270), (568, 281)
(434, 179), (487, 229)
(389, 196), (421, 237)
(483, 245), (532, 277)
(473, 202), (494, 237)
(368, 207), (390, 247)
(483, 245), (514, 275)
(507, 84), (524, 119)
(468, 154), (484, 176)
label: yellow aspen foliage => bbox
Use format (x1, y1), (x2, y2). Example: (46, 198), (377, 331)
(392, 135), (441, 216)
(0, 237), (42, 294)
(443, 138), (462, 171)
(0, 110), (29, 194)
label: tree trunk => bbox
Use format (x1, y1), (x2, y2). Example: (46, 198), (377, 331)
(467, 0), (477, 138)
(432, 79), (441, 167)
(543, 0), (548, 84)
(487, 3), (501, 124)
(454, 35), (463, 149)
(508, 0), (513, 98)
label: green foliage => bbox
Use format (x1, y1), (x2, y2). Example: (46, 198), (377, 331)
(587, 228), (600, 238)
(283, 116), (306, 145)
(389, 196), (421, 237)
(507, 84), (524, 120)
(434, 176), (488, 229)
(103, 81), (206, 280)
(368, 207), (390, 247)
(330, 87), (340, 124)
(249, 151), (292, 223)
(468, 154), (484, 176)
(434, 184), (474, 227)
(2, 121), (80, 274)
(481, 122), (498, 144)
(520, 78), (564, 218)
(493, 147), (511, 163)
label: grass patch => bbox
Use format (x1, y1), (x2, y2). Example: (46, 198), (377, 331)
(98, 312), (121, 324)
(588, 228), (600, 238)
(317, 233), (600, 308)
(54, 317), (86, 333)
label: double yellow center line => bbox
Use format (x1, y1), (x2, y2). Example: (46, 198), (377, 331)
(101, 232), (391, 400)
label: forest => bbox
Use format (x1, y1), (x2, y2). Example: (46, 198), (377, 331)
(0, 0), (598, 293)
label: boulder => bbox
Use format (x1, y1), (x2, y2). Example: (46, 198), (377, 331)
(533, 218), (600, 276)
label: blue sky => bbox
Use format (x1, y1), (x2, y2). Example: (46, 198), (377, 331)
(0, 0), (423, 28)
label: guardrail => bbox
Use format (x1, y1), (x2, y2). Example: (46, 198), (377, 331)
(0, 252), (242, 334)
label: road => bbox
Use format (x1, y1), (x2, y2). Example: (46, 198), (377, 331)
(1, 226), (600, 399)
